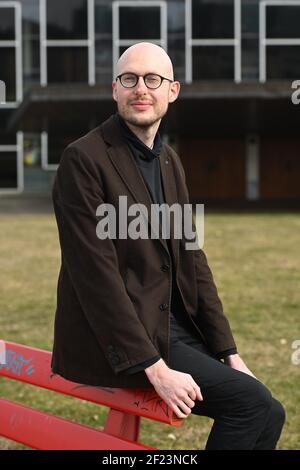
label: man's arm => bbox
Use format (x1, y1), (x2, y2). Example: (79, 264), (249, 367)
(192, 216), (258, 378)
(194, 249), (237, 353)
(191, 245), (258, 380)
(122, 355), (160, 375)
(167, 144), (259, 374)
(165, 144), (238, 355)
(144, 358), (203, 419)
(224, 354), (257, 379)
(53, 145), (159, 375)
(215, 348), (238, 360)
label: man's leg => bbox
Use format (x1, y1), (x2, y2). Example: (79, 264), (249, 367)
(168, 315), (285, 450)
(252, 397), (285, 450)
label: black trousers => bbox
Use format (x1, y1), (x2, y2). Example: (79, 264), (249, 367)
(169, 313), (285, 450)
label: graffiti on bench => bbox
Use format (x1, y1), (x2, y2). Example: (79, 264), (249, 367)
(0, 340), (6, 365)
(73, 384), (173, 419)
(133, 389), (171, 418)
(0, 349), (35, 377)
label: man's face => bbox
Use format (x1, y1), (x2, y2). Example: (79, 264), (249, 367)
(112, 59), (180, 129)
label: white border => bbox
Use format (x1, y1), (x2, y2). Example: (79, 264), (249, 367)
(0, 1), (23, 108)
(112, 1), (168, 80)
(0, 131), (24, 194)
(259, 0), (300, 82)
(40, 0), (95, 86)
(185, 0), (241, 83)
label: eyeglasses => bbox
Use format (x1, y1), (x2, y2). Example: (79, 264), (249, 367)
(115, 73), (174, 89)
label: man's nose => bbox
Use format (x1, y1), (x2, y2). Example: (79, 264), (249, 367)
(134, 76), (147, 93)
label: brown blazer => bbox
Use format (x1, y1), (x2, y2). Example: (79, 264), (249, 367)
(51, 114), (236, 388)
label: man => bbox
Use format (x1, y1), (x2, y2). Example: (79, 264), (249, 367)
(51, 42), (285, 449)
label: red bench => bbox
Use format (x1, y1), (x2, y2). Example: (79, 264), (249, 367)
(0, 340), (182, 450)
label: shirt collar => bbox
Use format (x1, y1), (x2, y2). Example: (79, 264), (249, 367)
(116, 112), (163, 161)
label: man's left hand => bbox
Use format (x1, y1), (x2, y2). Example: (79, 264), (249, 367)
(224, 354), (257, 380)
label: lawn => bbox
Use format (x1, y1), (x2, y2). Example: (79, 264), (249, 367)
(0, 212), (299, 449)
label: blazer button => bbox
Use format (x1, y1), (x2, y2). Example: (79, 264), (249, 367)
(111, 356), (120, 365)
(161, 264), (170, 272)
(107, 345), (115, 352)
(159, 303), (169, 311)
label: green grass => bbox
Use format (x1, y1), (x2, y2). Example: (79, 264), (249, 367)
(0, 213), (299, 449)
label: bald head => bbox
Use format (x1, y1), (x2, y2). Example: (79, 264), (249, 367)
(116, 42), (174, 80)
(112, 42), (180, 136)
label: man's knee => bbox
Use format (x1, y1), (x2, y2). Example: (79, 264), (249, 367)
(252, 381), (273, 409)
(243, 381), (286, 437)
(269, 398), (286, 428)
(234, 376), (273, 417)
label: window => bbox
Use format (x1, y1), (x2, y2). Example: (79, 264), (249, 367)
(119, 6), (161, 39)
(242, 0), (259, 81)
(40, 0), (95, 85)
(192, 0), (234, 39)
(0, 7), (15, 39)
(95, 2), (112, 84)
(192, 46), (234, 80)
(23, 0), (40, 86)
(112, 1), (167, 80)
(46, 0), (88, 40)
(41, 127), (90, 170)
(0, 1), (23, 106)
(185, 0), (241, 82)
(0, 132), (23, 193)
(259, 1), (300, 82)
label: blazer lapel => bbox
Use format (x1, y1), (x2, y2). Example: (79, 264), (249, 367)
(100, 115), (179, 266)
(159, 145), (179, 270)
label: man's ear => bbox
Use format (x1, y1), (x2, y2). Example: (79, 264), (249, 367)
(112, 81), (117, 102)
(169, 81), (180, 104)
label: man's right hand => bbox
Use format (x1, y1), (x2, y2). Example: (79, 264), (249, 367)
(145, 359), (203, 419)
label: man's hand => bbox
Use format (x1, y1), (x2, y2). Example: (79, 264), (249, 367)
(145, 359), (203, 419)
(224, 354), (257, 379)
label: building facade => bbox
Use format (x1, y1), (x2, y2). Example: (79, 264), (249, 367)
(0, 0), (300, 206)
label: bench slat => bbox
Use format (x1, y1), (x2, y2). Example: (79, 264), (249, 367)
(0, 399), (153, 450)
(0, 340), (182, 426)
